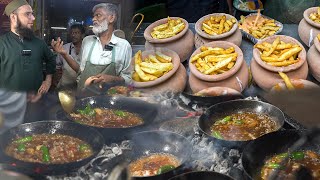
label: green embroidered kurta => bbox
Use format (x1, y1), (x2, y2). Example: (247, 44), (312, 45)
(0, 32), (56, 92)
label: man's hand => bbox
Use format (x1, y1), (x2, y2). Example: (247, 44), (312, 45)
(27, 92), (42, 103)
(84, 74), (122, 88)
(51, 37), (67, 55)
(38, 80), (51, 95)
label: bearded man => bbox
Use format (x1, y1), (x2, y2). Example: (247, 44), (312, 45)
(52, 3), (132, 90)
(0, 0), (56, 101)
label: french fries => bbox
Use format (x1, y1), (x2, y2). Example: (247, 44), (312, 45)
(132, 50), (174, 82)
(318, 34), (320, 41)
(278, 72), (295, 90)
(239, 12), (281, 39)
(191, 46), (238, 75)
(309, 7), (320, 23)
(254, 37), (302, 67)
(202, 15), (237, 35)
(151, 17), (185, 39)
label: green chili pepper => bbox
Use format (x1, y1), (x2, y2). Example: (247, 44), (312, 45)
(290, 151), (305, 160)
(17, 144), (26, 152)
(78, 103), (96, 116)
(14, 136), (33, 143)
(79, 144), (89, 151)
(277, 152), (288, 159)
(234, 120), (243, 125)
(157, 165), (175, 175)
(40, 146), (50, 163)
(211, 131), (223, 139)
(114, 110), (126, 117)
(107, 89), (117, 95)
(267, 163), (282, 169)
(221, 116), (232, 123)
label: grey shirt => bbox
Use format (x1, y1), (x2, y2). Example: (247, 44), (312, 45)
(0, 89), (27, 134)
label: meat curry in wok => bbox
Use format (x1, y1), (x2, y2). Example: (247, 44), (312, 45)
(5, 134), (93, 164)
(70, 104), (143, 128)
(260, 150), (320, 179)
(210, 111), (278, 141)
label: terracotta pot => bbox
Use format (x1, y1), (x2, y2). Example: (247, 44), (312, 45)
(271, 79), (319, 92)
(194, 28), (242, 49)
(144, 17), (189, 44)
(195, 86), (242, 97)
(307, 37), (320, 82)
(189, 61), (249, 93)
(189, 41), (244, 82)
(298, 7), (320, 47)
(145, 29), (195, 62)
(138, 64), (187, 93)
(195, 13), (238, 40)
(253, 35), (307, 73)
(250, 58), (309, 91)
(132, 48), (180, 88)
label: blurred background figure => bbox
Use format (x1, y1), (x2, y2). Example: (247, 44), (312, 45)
(54, 24), (86, 90)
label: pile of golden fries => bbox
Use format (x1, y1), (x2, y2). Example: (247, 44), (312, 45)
(151, 17), (185, 39)
(190, 46), (238, 75)
(201, 15), (236, 35)
(132, 50), (174, 82)
(239, 15), (280, 39)
(317, 34), (320, 41)
(309, 7), (320, 23)
(254, 37), (302, 67)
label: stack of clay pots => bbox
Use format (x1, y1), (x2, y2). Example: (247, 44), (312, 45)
(251, 35), (308, 91)
(132, 48), (187, 93)
(188, 41), (249, 93)
(307, 36), (320, 82)
(298, 7), (320, 47)
(194, 13), (242, 49)
(144, 17), (194, 62)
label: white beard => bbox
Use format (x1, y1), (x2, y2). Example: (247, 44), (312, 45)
(92, 20), (109, 35)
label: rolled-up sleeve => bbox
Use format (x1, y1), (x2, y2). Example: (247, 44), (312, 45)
(120, 42), (133, 84)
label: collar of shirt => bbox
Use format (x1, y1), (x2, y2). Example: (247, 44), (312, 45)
(94, 33), (119, 46)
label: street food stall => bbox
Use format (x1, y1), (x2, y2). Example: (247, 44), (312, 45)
(0, 0), (320, 179)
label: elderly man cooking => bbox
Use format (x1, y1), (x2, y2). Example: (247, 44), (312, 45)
(52, 3), (132, 90)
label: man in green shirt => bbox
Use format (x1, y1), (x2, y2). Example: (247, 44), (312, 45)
(0, 0), (56, 102)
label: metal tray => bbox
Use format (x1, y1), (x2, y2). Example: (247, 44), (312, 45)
(239, 13), (283, 44)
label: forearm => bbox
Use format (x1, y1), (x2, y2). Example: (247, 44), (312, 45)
(61, 53), (80, 72)
(44, 74), (52, 83)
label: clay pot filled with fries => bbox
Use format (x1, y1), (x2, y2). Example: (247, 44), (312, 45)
(131, 48), (187, 93)
(144, 17), (194, 62)
(271, 76), (319, 93)
(251, 35), (308, 91)
(238, 11), (283, 44)
(298, 7), (320, 47)
(188, 41), (249, 93)
(307, 34), (320, 82)
(194, 13), (242, 48)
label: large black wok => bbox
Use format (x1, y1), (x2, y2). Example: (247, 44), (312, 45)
(180, 92), (243, 108)
(198, 99), (285, 149)
(169, 171), (235, 180)
(100, 130), (192, 180)
(0, 120), (104, 175)
(242, 130), (320, 180)
(58, 95), (159, 143)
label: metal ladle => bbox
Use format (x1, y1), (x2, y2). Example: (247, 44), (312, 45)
(58, 91), (76, 113)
